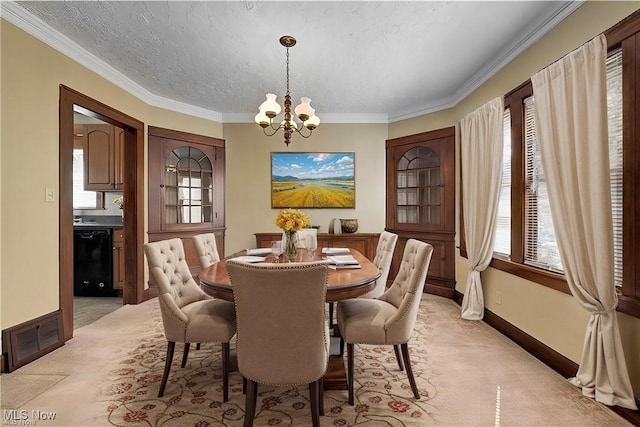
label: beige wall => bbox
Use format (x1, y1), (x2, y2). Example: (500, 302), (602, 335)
(390, 1), (640, 396)
(223, 123), (387, 255)
(0, 20), (223, 331)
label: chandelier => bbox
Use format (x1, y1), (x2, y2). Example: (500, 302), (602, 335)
(255, 35), (320, 146)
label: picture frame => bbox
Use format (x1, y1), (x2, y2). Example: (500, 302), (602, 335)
(271, 152), (355, 208)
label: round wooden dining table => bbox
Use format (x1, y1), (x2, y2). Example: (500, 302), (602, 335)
(198, 248), (381, 303)
(198, 247), (380, 391)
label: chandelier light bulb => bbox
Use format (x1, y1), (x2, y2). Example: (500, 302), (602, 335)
(259, 93), (281, 118)
(304, 114), (320, 130)
(255, 111), (270, 128)
(294, 97), (314, 122)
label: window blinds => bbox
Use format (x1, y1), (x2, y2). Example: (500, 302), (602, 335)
(524, 96), (563, 272)
(493, 108), (511, 256)
(607, 48), (623, 287)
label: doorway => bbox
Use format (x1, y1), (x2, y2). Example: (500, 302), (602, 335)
(59, 85), (146, 341)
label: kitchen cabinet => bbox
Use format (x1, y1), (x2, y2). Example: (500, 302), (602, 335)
(84, 124), (124, 191)
(113, 227), (125, 291)
(386, 127), (456, 297)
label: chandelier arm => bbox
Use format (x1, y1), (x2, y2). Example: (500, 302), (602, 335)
(262, 125), (281, 137)
(292, 126), (313, 139)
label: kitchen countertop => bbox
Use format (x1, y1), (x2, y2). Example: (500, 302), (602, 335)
(73, 222), (123, 229)
(73, 215), (123, 229)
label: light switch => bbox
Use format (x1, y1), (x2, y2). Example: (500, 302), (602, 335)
(45, 187), (56, 202)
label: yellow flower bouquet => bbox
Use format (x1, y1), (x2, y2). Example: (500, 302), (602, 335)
(275, 208), (310, 232)
(275, 209), (310, 260)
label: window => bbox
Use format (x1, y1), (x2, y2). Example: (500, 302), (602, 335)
(72, 148), (101, 209)
(606, 48), (623, 288)
(470, 11), (640, 318)
(494, 109), (511, 256)
(523, 97), (562, 273)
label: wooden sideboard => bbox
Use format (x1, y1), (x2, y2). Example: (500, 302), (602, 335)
(255, 232), (380, 261)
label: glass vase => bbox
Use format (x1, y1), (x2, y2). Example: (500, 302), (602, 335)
(284, 230), (298, 262)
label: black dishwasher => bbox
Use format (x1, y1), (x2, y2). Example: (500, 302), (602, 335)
(73, 228), (115, 296)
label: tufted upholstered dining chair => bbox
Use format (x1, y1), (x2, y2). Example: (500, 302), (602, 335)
(144, 238), (237, 400)
(337, 239), (433, 405)
(361, 231), (399, 299)
(192, 233), (221, 270)
(226, 260), (329, 427)
(329, 231), (398, 331)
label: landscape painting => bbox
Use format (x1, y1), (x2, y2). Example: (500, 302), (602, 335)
(271, 152), (355, 208)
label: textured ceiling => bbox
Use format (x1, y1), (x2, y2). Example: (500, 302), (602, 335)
(12, 1), (579, 122)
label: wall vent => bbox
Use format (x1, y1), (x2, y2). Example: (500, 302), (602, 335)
(2, 310), (64, 372)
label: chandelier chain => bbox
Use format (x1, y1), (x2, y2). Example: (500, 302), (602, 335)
(285, 47), (290, 96)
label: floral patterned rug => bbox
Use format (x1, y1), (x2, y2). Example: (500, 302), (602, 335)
(99, 299), (438, 426)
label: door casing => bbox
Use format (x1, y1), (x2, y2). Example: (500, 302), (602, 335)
(59, 85), (146, 341)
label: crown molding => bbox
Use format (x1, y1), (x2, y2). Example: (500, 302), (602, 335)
(447, 1), (584, 112)
(1, 1), (223, 122)
(388, 98), (457, 123)
(3, 1), (583, 125)
(389, 1), (584, 123)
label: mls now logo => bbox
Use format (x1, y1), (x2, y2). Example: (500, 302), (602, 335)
(2, 409), (57, 425)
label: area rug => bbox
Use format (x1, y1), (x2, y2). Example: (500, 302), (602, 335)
(98, 300), (437, 426)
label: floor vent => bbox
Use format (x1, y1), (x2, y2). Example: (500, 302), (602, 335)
(2, 310), (64, 372)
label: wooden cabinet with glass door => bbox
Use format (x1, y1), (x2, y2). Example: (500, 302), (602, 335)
(386, 127), (456, 297)
(147, 126), (226, 276)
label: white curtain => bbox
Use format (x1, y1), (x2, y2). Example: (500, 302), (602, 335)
(532, 34), (637, 410)
(460, 97), (504, 320)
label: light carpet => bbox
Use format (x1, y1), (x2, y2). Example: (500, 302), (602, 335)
(0, 295), (630, 426)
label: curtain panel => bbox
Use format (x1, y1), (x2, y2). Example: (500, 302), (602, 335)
(531, 34), (637, 410)
(460, 97), (504, 320)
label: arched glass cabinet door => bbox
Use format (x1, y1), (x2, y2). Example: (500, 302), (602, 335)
(164, 146), (214, 224)
(396, 146), (441, 225)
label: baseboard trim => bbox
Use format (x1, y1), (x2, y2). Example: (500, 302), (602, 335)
(452, 290), (640, 425)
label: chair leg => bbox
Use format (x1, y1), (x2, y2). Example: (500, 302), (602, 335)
(319, 377), (325, 416)
(244, 379), (258, 427)
(158, 341), (175, 397)
(196, 343), (201, 350)
(181, 342), (190, 368)
(347, 343), (355, 405)
(309, 380), (321, 427)
(400, 343), (420, 399)
(222, 342), (230, 402)
(393, 344), (404, 371)
(328, 302), (334, 328)
(339, 336), (345, 356)
(243, 376), (247, 394)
